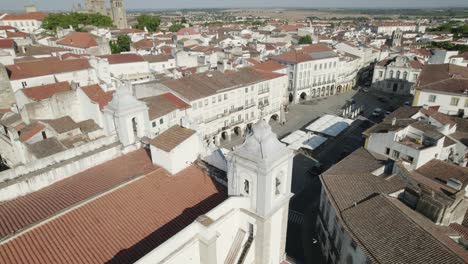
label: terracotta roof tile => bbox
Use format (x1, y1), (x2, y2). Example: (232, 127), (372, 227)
(416, 159), (468, 187)
(343, 195), (466, 264)
(80, 84), (114, 110)
(132, 39), (154, 50)
(18, 122), (45, 142)
(6, 31), (29, 38)
(98, 53), (145, 64)
(22, 81), (72, 100)
(142, 93), (189, 120)
(0, 39), (15, 49)
(56, 32), (98, 48)
(0, 163), (226, 264)
(150, 125), (196, 152)
(253, 61), (287, 72)
(450, 223), (468, 240)
(1, 12), (48, 21)
(162, 67), (280, 101)
(418, 64), (468, 87)
(176, 27), (199, 36)
(143, 54), (173, 63)
(271, 44), (336, 63)
(6, 58), (91, 80)
(0, 149), (157, 240)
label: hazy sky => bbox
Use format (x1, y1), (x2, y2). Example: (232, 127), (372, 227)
(1, 0), (468, 11)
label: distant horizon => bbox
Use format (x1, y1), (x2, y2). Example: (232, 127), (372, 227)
(1, 7), (468, 13)
(1, 0), (468, 13)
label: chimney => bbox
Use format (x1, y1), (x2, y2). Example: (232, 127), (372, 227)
(392, 117), (397, 126)
(423, 104), (429, 110)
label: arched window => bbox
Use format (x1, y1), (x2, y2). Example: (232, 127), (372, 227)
(244, 179), (250, 194)
(403, 71), (408, 80)
(396, 71), (401, 79)
(275, 178), (281, 195)
(389, 70), (394, 79)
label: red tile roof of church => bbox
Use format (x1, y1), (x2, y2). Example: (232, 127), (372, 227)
(0, 150), (227, 264)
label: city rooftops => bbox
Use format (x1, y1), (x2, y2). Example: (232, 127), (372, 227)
(1, 12), (48, 21)
(342, 194), (467, 264)
(6, 58), (91, 80)
(142, 93), (190, 120)
(98, 53), (145, 64)
(417, 64), (468, 88)
(56, 32), (98, 49)
(22, 81), (72, 100)
(150, 125), (196, 152)
(271, 44), (337, 64)
(0, 149), (226, 264)
(161, 67), (283, 101)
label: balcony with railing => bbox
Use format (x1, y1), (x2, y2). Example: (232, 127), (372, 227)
(229, 106), (244, 114)
(244, 103), (256, 110)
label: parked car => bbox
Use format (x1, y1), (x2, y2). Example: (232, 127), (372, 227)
(362, 88), (369, 93)
(372, 108), (383, 117)
(404, 101), (410, 106)
(385, 111), (392, 116)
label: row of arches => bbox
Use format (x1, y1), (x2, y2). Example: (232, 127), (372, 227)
(296, 82), (355, 102)
(206, 114), (280, 145)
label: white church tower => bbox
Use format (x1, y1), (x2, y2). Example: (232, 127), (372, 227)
(103, 82), (150, 147)
(227, 119), (294, 263)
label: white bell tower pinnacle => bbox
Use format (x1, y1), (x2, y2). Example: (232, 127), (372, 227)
(103, 82), (150, 147)
(227, 119), (294, 263)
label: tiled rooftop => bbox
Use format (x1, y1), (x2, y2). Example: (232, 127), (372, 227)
(343, 195), (466, 264)
(0, 149), (158, 240)
(0, 163), (226, 264)
(150, 125), (196, 152)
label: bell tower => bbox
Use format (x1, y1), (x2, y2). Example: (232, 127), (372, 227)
(103, 82), (150, 147)
(227, 120), (294, 263)
(110, 0), (128, 29)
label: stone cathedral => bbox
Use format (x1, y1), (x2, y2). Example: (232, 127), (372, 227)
(72, 0), (128, 29)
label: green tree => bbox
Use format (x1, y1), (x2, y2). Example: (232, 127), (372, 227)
(169, 23), (184, 32)
(42, 13), (113, 31)
(135, 15), (161, 32)
(298, 35), (312, 45)
(180, 17), (187, 24)
(110, 34), (131, 54)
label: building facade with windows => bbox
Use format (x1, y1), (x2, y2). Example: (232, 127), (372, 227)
(159, 68), (288, 145)
(413, 64), (468, 117)
(363, 106), (467, 170)
(372, 55), (423, 95)
(0, 12), (47, 33)
(271, 44), (341, 104)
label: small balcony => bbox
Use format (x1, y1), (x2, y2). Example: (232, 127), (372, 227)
(244, 103), (256, 110)
(229, 106), (244, 114)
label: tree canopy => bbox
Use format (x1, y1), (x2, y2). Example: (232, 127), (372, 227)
(428, 22), (468, 38)
(135, 15), (161, 32)
(42, 13), (113, 31)
(298, 35), (312, 45)
(110, 34), (131, 54)
(169, 23), (184, 32)
(428, 41), (468, 53)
